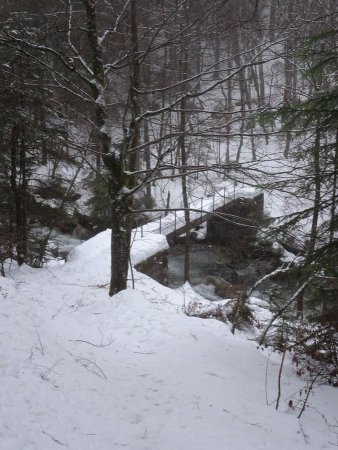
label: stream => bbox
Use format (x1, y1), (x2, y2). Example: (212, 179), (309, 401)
(167, 242), (292, 302)
(51, 230), (292, 304)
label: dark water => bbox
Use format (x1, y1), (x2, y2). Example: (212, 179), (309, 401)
(167, 243), (291, 301)
(168, 243), (274, 286)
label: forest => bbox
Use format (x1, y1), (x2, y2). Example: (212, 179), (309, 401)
(0, 0), (337, 383)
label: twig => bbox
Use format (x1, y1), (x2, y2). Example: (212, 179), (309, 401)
(133, 351), (156, 355)
(141, 426), (148, 440)
(35, 326), (45, 355)
(298, 372), (321, 418)
(76, 357), (107, 379)
(298, 423), (309, 444)
(189, 330), (199, 340)
(265, 353), (271, 406)
(52, 299), (69, 320)
(129, 254), (135, 290)
(247, 261), (294, 299)
(40, 359), (63, 381)
(276, 348), (286, 410)
(42, 431), (67, 446)
(68, 338), (114, 348)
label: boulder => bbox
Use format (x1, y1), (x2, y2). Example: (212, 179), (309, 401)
(205, 275), (242, 299)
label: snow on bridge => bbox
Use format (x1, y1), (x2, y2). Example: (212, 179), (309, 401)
(132, 185), (263, 244)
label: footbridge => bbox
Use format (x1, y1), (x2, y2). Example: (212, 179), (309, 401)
(133, 186), (264, 246)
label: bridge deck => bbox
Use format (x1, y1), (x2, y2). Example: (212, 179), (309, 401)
(165, 196), (262, 243)
(132, 187), (263, 244)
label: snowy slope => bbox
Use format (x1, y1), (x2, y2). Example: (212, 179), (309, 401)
(1, 230), (337, 450)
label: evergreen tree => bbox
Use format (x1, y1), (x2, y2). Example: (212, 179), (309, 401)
(259, 28), (338, 383)
(0, 4), (78, 268)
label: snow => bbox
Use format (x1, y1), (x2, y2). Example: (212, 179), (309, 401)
(1, 230), (337, 450)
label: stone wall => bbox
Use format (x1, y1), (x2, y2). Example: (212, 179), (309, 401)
(206, 194), (263, 254)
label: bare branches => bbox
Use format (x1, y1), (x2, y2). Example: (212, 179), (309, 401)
(247, 261), (296, 299)
(98, 0), (130, 46)
(67, 0), (94, 77)
(259, 279), (312, 347)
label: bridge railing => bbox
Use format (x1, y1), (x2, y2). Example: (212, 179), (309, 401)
(132, 184), (261, 239)
(133, 184), (242, 238)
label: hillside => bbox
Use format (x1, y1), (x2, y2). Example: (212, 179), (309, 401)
(1, 230), (337, 450)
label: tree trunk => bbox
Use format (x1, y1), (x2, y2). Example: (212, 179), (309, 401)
(297, 127), (321, 316)
(180, 96), (191, 283)
(84, 0), (132, 296)
(10, 123), (27, 266)
(108, 0), (141, 295)
(128, 0), (141, 175)
(308, 127), (321, 255)
(143, 117), (151, 199)
(109, 198), (131, 296)
(179, 24), (190, 283)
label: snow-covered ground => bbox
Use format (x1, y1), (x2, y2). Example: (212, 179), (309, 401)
(1, 230), (337, 450)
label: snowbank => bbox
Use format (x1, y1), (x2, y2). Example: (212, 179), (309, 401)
(1, 229), (337, 450)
